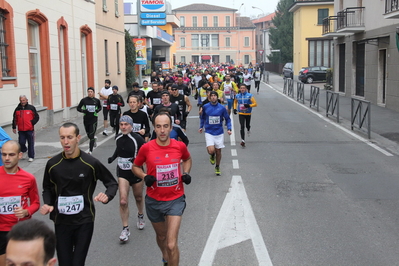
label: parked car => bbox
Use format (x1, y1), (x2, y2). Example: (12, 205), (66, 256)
(282, 62), (293, 79)
(298, 66), (328, 83)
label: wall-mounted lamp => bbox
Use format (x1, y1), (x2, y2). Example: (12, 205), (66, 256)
(182, 30), (185, 33)
(227, 30), (231, 33)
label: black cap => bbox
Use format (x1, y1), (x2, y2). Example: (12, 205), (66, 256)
(161, 91), (170, 96)
(112, 85), (119, 91)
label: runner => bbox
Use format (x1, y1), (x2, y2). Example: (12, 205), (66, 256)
(234, 84), (258, 148)
(123, 95), (150, 141)
(0, 140), (40, 266)
(242, 69), (253, 93)
(199, 91), (232, 176)
(40, 122), (118, 266)
(98, 79), (113, 136)
(169, 84), (192, 130)
(147, 82), (163, 111)
(153, 91), (182, 125)
(107, 116), (145, 242)
(77, 87), (102, 155)
(107, 85), (124, 135)
(253, 67), (262, 94)
(132, 112), (192, 266)
(219, 74), (239, 115)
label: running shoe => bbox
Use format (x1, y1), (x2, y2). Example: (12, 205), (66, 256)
(102, 130), (108, 136)
(87, 151), (92, 155)
(247, 130), (251, 137)
(240, 141), (246, 148)
(93, 136), (97, 148)
(209, 154), (215, 165)
(137, 214), (145, 230)
(28, 158), (34, 162)
(119, 227), (130, 242)
(162, 258), (168, 266)
(215, 166), (221, 176)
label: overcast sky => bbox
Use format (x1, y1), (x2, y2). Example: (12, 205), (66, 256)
(170, 0), (280, 18)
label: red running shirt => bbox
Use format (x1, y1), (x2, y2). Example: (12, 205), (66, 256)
(134, 139), (190, 201)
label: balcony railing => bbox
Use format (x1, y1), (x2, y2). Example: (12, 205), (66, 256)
(337, 7), (365, 31)
(385, 0), (399, 13)
(322, 16), (338, 35)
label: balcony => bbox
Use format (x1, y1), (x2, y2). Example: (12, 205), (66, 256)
(384, 0), (399, 18)
(322, 16), (347, 37)
(336, 7), (365, 33)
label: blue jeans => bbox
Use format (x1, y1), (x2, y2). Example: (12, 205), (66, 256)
(18, 130), (35, 158)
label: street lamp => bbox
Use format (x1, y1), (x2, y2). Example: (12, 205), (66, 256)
(252, 6), (265, 16)
(238, 3), (244, 65)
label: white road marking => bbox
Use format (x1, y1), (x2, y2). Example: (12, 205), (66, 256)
(199, 175), (273, 266)
(229, 113), (236, 146)
(232, 159), (239, 169)
(85, 133), (115, 153)
(267, 84), (394, 157)
(231, 149), (237, 156)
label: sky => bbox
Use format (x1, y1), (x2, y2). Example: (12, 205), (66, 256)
(169, 0), (280, 18)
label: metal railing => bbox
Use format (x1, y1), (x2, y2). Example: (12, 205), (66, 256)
(351, 98), (371, 139)
(309, 86), (320, 112)
(337, 7), (365, 30)
(296, 82), (304, 104)
(385, 0), (399, 14)
(287, 79), (294, 98)
(326, 90), (340, 123)
(283, 78), (288, 94)
(322, 16), (339, 35)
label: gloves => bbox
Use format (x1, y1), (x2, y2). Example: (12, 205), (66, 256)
(106, 105), (110, 110)
(233, 109), (237, 115)
(144, 175), (157, 187)
(182, 174), (191, 185)
(107, 157), (114, 164)
(117, 102), (123, 106)
(244, 104), (250, 108)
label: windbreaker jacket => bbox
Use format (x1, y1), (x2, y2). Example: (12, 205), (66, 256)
(234, 92), (257, 115)
(12, 103), (39, 131)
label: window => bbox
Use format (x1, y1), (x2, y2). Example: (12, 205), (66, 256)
(80, 25), (95, 91)
(226, 37), (231, 47)
(180, 37), (185, 47)
(28, 21), (42, 106)
(244, 55), (249, 64)
(57, 17), (71, 108)
(226, 55), (231, 63)
(260, 35), (263, 45)
(0, 3), (17, 85)
(116, 41), (121, 74)
(211, 34), (218, 47)
(244, 36), (250, 46)
(201, 34), (210, 47)
(317, 9), (329, 25)
(191, 34), (199, 47)
(308, 39), (333, 67)
(213, 16), (218, 27)
(193, 16), (197, 27)
(181, 56), (186, 63)
(180, 16), (185, 27)
(203, 16), (208, 27)
(226, 16), (230, 27)
(103, 0), (108, 12)
(256, 35), (258, 45)
(104, 40), (109, 75)
(115, 0), (119, 17)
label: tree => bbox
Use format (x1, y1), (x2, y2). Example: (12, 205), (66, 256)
(125, 30), (136, 90)
(268, 0), (294, 64)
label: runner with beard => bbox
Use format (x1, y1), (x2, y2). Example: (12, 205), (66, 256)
(219, 74), (238, 115)
(169, 85), (192, 130)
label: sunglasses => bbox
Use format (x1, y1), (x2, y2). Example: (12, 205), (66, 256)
(171, 88), (178, 91)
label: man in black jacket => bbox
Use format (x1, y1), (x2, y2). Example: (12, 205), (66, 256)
(40, 122), (118, 266)
(107, 86), (124, 135)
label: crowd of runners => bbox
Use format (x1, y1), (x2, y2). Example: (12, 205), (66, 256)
(0, 62), (261, 266)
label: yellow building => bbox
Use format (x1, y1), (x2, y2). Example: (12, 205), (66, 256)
(289, 0), (334, 75)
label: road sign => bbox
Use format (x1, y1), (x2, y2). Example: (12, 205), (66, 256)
(140, 0), (166, 12)
(140, 13), (166, 19)
(141, 19), (166, 26)
(259, 50), (264, 55)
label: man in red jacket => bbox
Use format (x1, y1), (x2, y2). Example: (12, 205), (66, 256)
(12, 95), (39, 162)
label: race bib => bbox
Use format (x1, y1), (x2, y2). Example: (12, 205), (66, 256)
(110, 104), (118, 110)
(132, 123), (141, 133)
(86, 105), (95, 113)
(156, 163), (179, 187)
(103, 100), (108, 107)
(179, 90), (184, 95)
(153, 98), (161, 105)
(0, 196), (21, 215)
(118, 157), (133, 170)
(58, 195), (84, 215)
(209, 116), (220, 125)
(245, 79), (249, 82)
(239, 104), (247, 111)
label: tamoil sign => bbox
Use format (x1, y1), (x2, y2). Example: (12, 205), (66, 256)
(140, 0), (165, 12)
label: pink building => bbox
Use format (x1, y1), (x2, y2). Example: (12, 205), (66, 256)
(172, 4), (256, 66)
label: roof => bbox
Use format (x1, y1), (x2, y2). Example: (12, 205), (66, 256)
(289, 0), (334, 12)
(236, 16), (256, 29)
(251, 12), (276, 24)
(173, 3), (237, 12)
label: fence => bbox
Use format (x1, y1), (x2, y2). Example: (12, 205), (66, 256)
(326, 90), (340, 123)
(309, 86), (320, 112)
(296, 82), (304, 104)
(351, 98), (371, 139)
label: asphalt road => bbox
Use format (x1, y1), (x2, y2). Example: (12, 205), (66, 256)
(28, 78), (399, 265)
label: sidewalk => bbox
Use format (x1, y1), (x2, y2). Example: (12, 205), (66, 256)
(266, 72), (399, 154)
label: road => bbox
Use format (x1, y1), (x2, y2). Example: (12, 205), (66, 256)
(29, 77), (399, 265)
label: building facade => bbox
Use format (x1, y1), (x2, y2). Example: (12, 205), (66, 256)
(173, 4), (256, 66)
(289, 0), (334, 76)
(323, 0), (399, 110)
(252, 13), (275, 64)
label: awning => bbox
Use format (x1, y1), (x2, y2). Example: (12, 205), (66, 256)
(202, 55), (211, 60)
